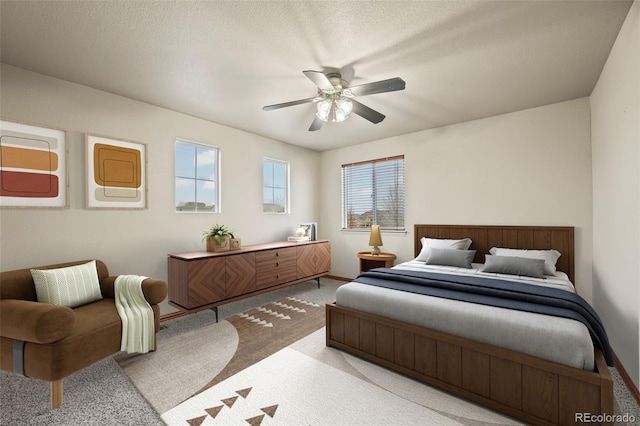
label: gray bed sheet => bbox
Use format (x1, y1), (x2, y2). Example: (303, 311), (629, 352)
(335, 262), (595, 370)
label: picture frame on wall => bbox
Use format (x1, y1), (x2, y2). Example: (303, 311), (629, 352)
(0, 119), (69, 208)
(85, 134), (147, 209)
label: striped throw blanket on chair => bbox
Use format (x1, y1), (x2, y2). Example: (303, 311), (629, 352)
(114, 275), (154, 354)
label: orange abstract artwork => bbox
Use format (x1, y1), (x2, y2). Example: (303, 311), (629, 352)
(0, 121), (67, 208)
(86, 135), (146, 209)
(93, 143), (141, 188)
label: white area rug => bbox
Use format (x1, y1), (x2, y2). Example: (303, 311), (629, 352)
(162, 328), (524, 426)
(162, 347), (462, 426)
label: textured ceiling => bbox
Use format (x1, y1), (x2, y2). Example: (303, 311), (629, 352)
(0, 1), (633, 151)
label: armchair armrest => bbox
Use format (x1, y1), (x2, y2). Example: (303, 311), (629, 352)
(101, 276), (168, 305)
(0, 299), (75, 344)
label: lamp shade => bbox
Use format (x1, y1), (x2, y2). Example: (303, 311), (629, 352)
(368, 225), (383, 247)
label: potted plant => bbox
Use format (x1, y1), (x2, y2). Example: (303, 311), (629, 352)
(203, 224), (241, 252)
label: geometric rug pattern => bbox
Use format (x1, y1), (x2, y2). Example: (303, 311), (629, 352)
(161, 346), (473, 425)
(115, 295), (325, 415)
(202, 296), (324, 392)
(180, 386), (278, 426)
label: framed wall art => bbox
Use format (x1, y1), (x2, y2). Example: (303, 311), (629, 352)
(0, 119), (69, 208)
(86, 134), (147, 209)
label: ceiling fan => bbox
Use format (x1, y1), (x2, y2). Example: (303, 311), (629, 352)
(262, 70), (406, 131)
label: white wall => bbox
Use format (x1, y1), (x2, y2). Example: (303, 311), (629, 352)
(0, 64), (321, 315)
(320, 97), (594, 299)
(591, 0), (639, 388)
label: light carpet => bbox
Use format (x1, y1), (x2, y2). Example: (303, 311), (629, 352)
(0, 356), (162, 425)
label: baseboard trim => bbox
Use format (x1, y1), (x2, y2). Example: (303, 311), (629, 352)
(324, 275), (353, 282)
(613, 350), (640, 405)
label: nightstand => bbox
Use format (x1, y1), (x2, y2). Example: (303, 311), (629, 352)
(357, 251), (397, 273)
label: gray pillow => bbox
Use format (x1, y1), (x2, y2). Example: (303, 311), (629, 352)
(426, 248), (476, 268)
(481, 255), (545, 279)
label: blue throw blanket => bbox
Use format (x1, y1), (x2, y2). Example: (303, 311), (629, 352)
(354, 268), (614, 366)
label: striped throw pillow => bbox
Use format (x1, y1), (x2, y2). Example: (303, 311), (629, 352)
(31, 260), (103, 308)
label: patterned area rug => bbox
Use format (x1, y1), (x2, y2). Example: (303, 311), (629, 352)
(115, 296), (326, 415)
(162, 346), (466, 425)
(160, 327), (528, 426)
(116, 293), (527, 425)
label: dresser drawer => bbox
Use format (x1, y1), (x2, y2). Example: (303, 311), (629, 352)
(256, 262), (297, 289)
(256, 265), (297, 289)
(255, 247), (296, 264)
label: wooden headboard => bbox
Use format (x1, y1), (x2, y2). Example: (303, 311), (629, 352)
(414, 224), (575, 283)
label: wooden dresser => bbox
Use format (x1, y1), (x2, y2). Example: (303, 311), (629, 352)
(168, 240), (331, 313)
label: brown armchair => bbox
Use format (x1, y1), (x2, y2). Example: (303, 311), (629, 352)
(0, 260), (167, 408)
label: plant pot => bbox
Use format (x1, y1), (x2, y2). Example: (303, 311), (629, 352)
(230, 238), (241, 250)
(206, 235), (230, 252)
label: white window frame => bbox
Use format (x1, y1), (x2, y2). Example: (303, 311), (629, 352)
(174, 139), (220, 213)
(263, 157), (290, 214)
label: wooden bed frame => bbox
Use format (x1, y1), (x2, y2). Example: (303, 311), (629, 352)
(326, 225), (613, 426)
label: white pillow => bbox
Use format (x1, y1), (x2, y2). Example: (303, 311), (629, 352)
(415, 237), (472, 262)
(31, 260), (103, 308)
(489, 247), (561, 276)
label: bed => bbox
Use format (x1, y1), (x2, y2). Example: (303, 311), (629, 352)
(326, 225), (614, 426)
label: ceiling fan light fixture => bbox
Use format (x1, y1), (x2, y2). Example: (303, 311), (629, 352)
(334, 98), (353, 122)
(316, 98), (332, 121)
(316, 96), (353, 123)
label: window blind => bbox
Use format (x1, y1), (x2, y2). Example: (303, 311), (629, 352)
(341, 155), (405, 230)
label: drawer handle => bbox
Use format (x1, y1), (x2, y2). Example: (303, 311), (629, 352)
(276, 274), (280, 279)
(276, 262), (279, 267)
(276, 252), (279, 257)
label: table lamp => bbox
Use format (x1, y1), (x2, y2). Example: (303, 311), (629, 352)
(368, 225), (383, 255)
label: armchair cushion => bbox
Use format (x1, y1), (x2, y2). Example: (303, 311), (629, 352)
(31, 260), (103, 308)
(0, 299), (75, 344)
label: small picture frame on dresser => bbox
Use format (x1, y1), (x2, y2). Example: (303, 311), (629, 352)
(300, 222), (317, 240)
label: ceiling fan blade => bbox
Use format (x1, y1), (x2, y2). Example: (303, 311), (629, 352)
(347, 77), (406, 97)
(351, 99), (385, 124)
(262, 97), (318, 111)
(303, 70), (336, 93)
(309, 115), (324, 131)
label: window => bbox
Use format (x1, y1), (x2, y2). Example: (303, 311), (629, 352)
(342, 155), (405, 230)
(263, 158), (289, 213)
(175, 140), (219, 212)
